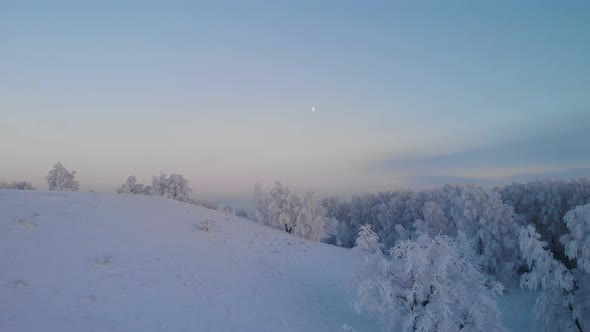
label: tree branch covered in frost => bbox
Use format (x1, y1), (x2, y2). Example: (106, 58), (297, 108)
(45, 162), (79, 191)
(268, 181), (299, 232)
(353, 226), (506, 332)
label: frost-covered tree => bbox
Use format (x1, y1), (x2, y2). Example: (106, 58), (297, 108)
(293, 191), (330, 241)
(0, 181), (35, 190)
(117, 175), (136, 194)
(561, 204), (590, 274)
(268, 181), (299, 232)
(322, 196), (352, 245)
(353, 224), (383, 255)
(519, 225), (583, 332)
(354, 231), (506, 332)
(45, 162), (79, 191)
(454, 189), (521, 279)
(321, 196), (351, 225)
(150, 172), (170, 197)
(150, 172), (191, 202)
(166, 173), (191, 202)
(413, 201), (449, 237)
(116, 175), (149, 195)
(253, 182), (331, 241)
(349, 194), (379, 241)
(254, 184), (272, 226)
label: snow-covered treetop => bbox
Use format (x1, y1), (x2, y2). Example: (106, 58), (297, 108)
(353, 225), (383, 256)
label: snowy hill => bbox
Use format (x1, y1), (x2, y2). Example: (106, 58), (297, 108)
(0, 190), (536, 332)
(0, 190), (377, 332)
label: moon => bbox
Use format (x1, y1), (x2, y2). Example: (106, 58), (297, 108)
(311, 106), (316, 112)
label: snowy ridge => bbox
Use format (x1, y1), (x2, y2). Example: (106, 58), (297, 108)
(0, 191), (534, 331)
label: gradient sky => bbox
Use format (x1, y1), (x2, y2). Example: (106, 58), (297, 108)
(1, 1), (589, 202)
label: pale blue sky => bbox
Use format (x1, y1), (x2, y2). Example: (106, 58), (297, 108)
(1, 1), (589, 200)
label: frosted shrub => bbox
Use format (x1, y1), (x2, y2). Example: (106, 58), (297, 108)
(199, 219), (215, 232)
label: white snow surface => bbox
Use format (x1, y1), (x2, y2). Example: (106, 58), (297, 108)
(1, 191), (376, 332)
(1, 191), (535, 331)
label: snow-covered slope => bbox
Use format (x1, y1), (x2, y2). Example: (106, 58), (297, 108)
(0, 190), (377, 332)
(1, 190), (537, 331)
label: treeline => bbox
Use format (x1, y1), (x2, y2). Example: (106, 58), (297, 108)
(1, 161), (248, 217)
(258, 183), (520, 276)
(317, 179), (590, 265)
(253, 179), (590, 331)
(115, 174), (251, 217)
(308, 179), (590, 332)
(116, 173), (191, 202)
(0, 181), (35, 190)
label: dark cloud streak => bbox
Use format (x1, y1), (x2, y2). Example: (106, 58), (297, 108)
(372, 112), (590, 185)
